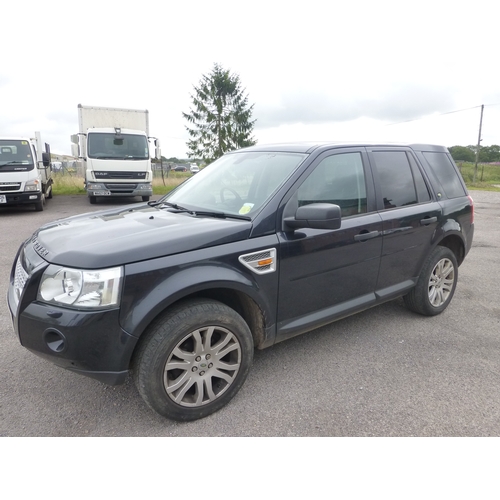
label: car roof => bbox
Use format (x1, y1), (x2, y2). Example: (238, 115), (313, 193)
(233, 142), (448, 154)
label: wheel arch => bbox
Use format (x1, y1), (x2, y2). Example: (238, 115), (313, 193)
(127, 287), (270, 374)
(436, 233), (466, 266)
(121, 265), (276, 359)
(168, 288), (270, 349)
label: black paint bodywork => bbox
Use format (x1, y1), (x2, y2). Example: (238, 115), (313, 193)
(8, 142), (474, 384)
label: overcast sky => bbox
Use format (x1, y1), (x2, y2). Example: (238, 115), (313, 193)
(1, 0), (499, 158)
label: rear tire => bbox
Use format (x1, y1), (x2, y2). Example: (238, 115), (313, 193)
(404, 246), (458, 316)
(133, 299), (254, 421)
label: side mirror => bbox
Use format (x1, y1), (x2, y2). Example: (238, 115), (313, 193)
(284, 203), (342, 231)
(154, 138), (161, 160)
(41, 152), (51, 167)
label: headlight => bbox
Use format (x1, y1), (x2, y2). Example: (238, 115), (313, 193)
(38, 265), (123, 309)
(25, 179), (41, 192)
(87, 183), (104, 189)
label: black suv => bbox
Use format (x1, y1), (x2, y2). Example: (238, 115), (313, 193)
(8, 142), (474, 421)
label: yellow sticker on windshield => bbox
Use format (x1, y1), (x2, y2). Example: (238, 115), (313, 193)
(22, 141), (28, 145)
(239, 203), (254, 215)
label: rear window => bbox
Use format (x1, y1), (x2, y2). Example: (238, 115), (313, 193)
(422, 152), (466, 198)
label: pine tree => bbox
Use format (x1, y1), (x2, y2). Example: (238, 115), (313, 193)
(183, 63), (256, 163)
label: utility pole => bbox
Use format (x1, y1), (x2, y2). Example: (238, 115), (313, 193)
(473, 104), (484, 183)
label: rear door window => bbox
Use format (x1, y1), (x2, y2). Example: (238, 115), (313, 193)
(371, 151), (422, 209)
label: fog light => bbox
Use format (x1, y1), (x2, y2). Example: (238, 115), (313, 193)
(44, 329), (66, 353)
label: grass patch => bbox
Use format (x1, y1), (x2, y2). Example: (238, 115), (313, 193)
(52, 172), (87, 195)
(151, 171), (189, 195)
(51, 171), (188, 196)
(457, 162), (500, 191)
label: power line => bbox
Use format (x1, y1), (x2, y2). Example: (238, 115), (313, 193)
(386, 103), (500, 127)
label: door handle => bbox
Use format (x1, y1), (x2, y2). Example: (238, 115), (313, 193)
(420, 217), (437, 226)
(354, 230), (380, 242)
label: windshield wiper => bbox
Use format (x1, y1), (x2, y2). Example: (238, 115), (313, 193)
(190, 210), (251, 221)
(147, 201), (251, 220)
(148, 200), (193, 212)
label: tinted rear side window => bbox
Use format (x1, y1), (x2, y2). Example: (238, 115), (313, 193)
(422, 152), (466, 198)
(372, 151), (418, 209)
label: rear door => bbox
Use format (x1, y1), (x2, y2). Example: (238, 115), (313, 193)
(367, 147), (442, 298)
(276, 148), (383, 342)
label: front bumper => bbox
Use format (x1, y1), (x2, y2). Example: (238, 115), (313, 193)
(0, 191), (43, 206)
(8, 254), (137, 385)
(86, 182), (153, 198)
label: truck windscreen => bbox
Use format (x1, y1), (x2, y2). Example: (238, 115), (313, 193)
(87, 133), (149, 160)
(0, 140), (35, 171)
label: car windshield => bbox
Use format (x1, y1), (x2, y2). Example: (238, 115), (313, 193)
(87, 133), (149, 159)
(162, 151), (307, 217)
(0, 140), (35, 171)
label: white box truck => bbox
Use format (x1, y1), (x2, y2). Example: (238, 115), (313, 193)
(0, 132), (53, 212)
(71, 104), (161, 204)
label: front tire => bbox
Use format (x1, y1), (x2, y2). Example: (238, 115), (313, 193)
(89, 196), (97, 205)
(142, 196), (150, 202)
(34, 194), (45, 212)
(404, 246), (458, 316)
(133, 299), (254, 421)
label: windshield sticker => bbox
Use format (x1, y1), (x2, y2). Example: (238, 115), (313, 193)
(22, 141), (28, 145)
(239, 203), (254, 215)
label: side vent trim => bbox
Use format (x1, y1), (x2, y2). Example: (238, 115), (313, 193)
(238, 248), (277, 275)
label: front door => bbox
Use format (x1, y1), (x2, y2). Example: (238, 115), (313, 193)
(276, 148), (383, 342)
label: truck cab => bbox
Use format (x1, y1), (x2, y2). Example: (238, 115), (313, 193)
(0, 133), (53, 211)
(81, 127), (154, 204)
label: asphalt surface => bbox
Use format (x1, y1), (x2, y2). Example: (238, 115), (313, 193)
(0, 192), (499, 436)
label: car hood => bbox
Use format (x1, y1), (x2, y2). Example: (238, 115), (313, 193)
(31, 203), (252, 268)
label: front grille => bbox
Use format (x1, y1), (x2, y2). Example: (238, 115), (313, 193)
(95, 171), (147, 179)
(0, 183), (21, 192)
(104, 183), (138, 191)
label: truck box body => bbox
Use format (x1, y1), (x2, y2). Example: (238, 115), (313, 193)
(77, 105), (150, 136)
(0, 132), (53, 211)
(72, 104), (160, 204)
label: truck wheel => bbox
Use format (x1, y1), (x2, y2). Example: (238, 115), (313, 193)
(133, 299), (254, 421)
(47, 185), (53, 199)
(89, 196), (97, 205)
(142, 196), (150, 202)
(34, 194), (45, 212)
(404, 246), (458, 316)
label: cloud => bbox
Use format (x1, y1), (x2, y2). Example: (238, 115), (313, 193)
(1, 0), (499, 157)
(254, 82), (457, 130)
